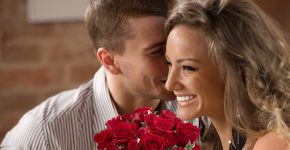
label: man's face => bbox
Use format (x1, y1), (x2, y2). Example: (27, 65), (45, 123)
(114, 16), (175, 101)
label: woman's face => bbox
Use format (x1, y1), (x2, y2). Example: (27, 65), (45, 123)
(165, 25), (225, 120)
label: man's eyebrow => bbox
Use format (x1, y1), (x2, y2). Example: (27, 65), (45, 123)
(143, 41), (166, 51)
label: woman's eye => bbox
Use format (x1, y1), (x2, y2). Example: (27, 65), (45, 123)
(182, 66), (198, 72)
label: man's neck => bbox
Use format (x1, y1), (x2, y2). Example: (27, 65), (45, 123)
(106, 71), (161, 115)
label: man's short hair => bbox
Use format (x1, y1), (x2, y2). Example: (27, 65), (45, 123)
(85, 0), (175, 53)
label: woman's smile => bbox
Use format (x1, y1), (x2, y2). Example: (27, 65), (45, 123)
(176, 95), (197, 107)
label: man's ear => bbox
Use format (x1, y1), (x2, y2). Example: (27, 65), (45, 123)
(97, 48), (121, 75)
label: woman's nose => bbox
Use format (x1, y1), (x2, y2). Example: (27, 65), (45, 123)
(165, 68), (181, 91)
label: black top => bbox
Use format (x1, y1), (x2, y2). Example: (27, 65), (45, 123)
(229, 129), (247, 150)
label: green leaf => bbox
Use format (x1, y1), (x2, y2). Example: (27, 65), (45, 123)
(185, 141), (195, 150)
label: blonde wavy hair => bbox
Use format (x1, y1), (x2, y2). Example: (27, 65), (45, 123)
(165, 0), (290, 149)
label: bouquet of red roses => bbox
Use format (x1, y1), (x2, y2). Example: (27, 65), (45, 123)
(93, 107), (200, 150)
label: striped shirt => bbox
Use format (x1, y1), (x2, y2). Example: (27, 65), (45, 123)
(1, 67), (187, 150)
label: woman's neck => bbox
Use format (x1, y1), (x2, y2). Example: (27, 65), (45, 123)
(210, 116), (232, 150)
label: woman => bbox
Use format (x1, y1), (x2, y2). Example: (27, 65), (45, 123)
(164, 0), (290, 149)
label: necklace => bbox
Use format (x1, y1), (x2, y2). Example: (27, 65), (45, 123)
(229, 129), (246, 150)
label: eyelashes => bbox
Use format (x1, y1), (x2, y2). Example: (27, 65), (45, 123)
(164, 60), (199, 72)
(182, 66), (199, 72)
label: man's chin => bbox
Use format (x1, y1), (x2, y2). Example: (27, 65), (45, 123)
(160, 92), (176, 101)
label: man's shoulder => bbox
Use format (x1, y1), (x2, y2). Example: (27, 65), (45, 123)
(27, 80), (95, 123)
(1, 81), (96, 148)
(12, 82), (93, 125)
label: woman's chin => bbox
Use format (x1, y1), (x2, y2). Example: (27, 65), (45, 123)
(177, 110), (197, 121)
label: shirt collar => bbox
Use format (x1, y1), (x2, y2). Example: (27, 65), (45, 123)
(92, 66), (118, 133)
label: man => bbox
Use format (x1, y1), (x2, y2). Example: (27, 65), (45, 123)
(1, 0), (178, 149)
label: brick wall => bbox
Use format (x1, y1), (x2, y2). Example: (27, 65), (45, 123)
(0, 0), (100, 141)
(0, 0), (289, 142)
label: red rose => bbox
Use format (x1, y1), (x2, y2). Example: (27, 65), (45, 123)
(153, 117), (175, 131)
(159, 109), (177, 119)
(193, 144), (200, 150)
(106, 116), (122, 129)
(133, 107), (153, 123)
(128, 138), (142, 150)
(105, 140), (121, 150)
(174, 117), (184, 127)
(93, 107), (201, 150)
(176, 123), (201, 147)
(143, 113), (157, 126)
(160, 131), (176, 147)
(121, 113), (134, 122)
(111, 122), (138, 142)
(135, 127), (148, 139)
(93, 129), (112, 149)
(141, 132), (165, 150)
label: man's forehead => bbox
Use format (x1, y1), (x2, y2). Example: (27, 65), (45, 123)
(123, 16), (166, 51)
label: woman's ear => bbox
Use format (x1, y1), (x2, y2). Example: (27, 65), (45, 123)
(97, 48), (121, 75)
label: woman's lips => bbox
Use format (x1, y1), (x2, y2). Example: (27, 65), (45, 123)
(176, 95), (197, 107)
(176, 95), (196, 102)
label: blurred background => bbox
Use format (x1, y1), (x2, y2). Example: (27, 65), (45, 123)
(0, 0), (289, 142)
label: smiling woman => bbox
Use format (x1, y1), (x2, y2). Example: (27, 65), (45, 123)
(165, 0), (290, 150)
(165, 25), (225, 122)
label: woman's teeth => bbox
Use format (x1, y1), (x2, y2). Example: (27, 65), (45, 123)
(176, 95), (195, 102)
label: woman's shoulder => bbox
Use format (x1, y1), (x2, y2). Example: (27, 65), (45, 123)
(253, 132), (289, 150)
